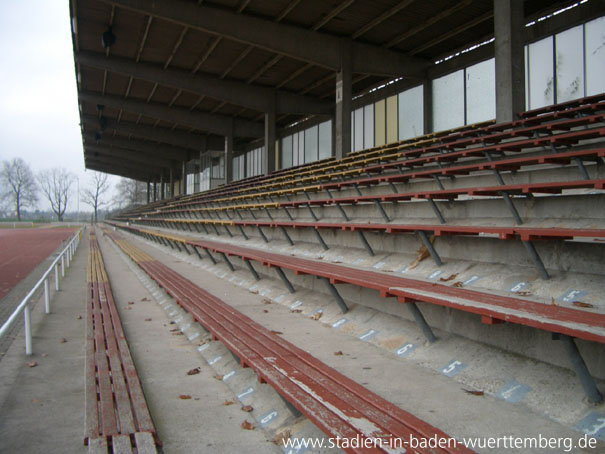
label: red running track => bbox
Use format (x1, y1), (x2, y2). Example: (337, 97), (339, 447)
(0, 228), (76, 301)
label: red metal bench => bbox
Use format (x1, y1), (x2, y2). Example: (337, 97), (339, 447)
(110, 223), (605, 346)
(106, 228), (475, 454)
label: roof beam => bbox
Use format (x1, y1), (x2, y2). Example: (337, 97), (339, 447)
(79, 91), (264, 138)
(86, 162), (158, 181)
(385, 0), (472, 48)
(80, 114), (224, 151)
(83, 142), (178, 168)
(82, 131), (189, 162)
(85, 155), (165, 177)
(76, 51), (332, 115)
(99, 0), (429, 77)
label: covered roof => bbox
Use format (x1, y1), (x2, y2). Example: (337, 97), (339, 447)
(70, 0), (589, 181)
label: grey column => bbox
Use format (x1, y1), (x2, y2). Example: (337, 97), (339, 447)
(264, 110), (276, 175)
(334, 40), (352, 160)
(199, 135), (207, 193)
(160, 172), (165, 199)
(423, 78), (433, 135)
(181, 160), (187, 196)
(224, 124), (233, 184)
(494, 0), (525, 123)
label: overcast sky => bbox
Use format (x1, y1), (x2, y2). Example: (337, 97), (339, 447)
(0, 0), (118, 213)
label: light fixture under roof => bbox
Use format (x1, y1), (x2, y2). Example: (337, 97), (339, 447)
(101, 26), (115, 49)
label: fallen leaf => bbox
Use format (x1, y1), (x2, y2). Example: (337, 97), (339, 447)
(241, 420), (254, 430)
(187, 367), (201, 376)
(144, 318), (152, 321)
(463, 389), (484, 396)
(311, 312), (323, 320)
(272, 430), (291, 445)
(31, 399), (42, 404)
(408, 236), (434, 270)
(170, 328), (180, 332)
(573, 301), (594, 308)
(334, 351), (344, 356)
(26, 361), (37, 368)
(291, 309), (303, 313)
(198, 338), (210, 346)
(263, 310), (269, 313)
(241, 405), (253, 412)
(128, 301), (135, 305)
(270, 330), (283, 335)
(172, 332), (184, 336)
(141, 297), (149, 302)
(263, 299), (272, 305)
(452, 281), (464, 287)
(515, 291), (532, 296)
(60, 338), (67, 343)
(440, 273), (458, 282)
(169, 321), (176, 324)
(214, 374), (224, 381)
(249, 290), (259, 295)
(223, 400), (235, 406)
(178, 394), (192, 400)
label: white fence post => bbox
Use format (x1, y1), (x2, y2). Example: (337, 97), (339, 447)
(54, 264), (59, 291)
(44, 279), (50, 314)
(24, 305), (32, 356)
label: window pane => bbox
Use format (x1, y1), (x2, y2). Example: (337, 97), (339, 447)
(386, 95), (398, 144)
(318, 120), (332, 160)
(433, 70), (464, 131)
(585, 16), (605, 96)
(466, 58), (495, 124)
(374, 99), (386, 147)
(354, 107), (364, 151)
(363, 104), (374, 149)
(292, 132), (299, 166)
(398, 85), (423, 140)
(259, 147), (264, 175)
(281, 135), (292, 170)
(304, 126), (318, 163)
(528, 36), (554, 109)
(298, 132), (304, 164)
(556, 25), (584, 103)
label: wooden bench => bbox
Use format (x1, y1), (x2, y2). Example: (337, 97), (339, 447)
(86, 232), (158, 453)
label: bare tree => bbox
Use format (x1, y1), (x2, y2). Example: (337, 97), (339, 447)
(0, 158), (38, 221)
(81, 171), (111, 223)
(37, 168), (74, 222)
(114, 178), (148, 208)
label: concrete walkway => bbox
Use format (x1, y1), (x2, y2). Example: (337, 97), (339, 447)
(0, 228), (280, 453)
(0, 231), (89, 454)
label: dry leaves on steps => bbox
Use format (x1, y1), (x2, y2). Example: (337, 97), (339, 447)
(241, 420), (254, 430)
(187, 367), (201, 376)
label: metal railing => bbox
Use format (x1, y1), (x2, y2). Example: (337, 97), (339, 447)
(0, 230), (82, 355)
